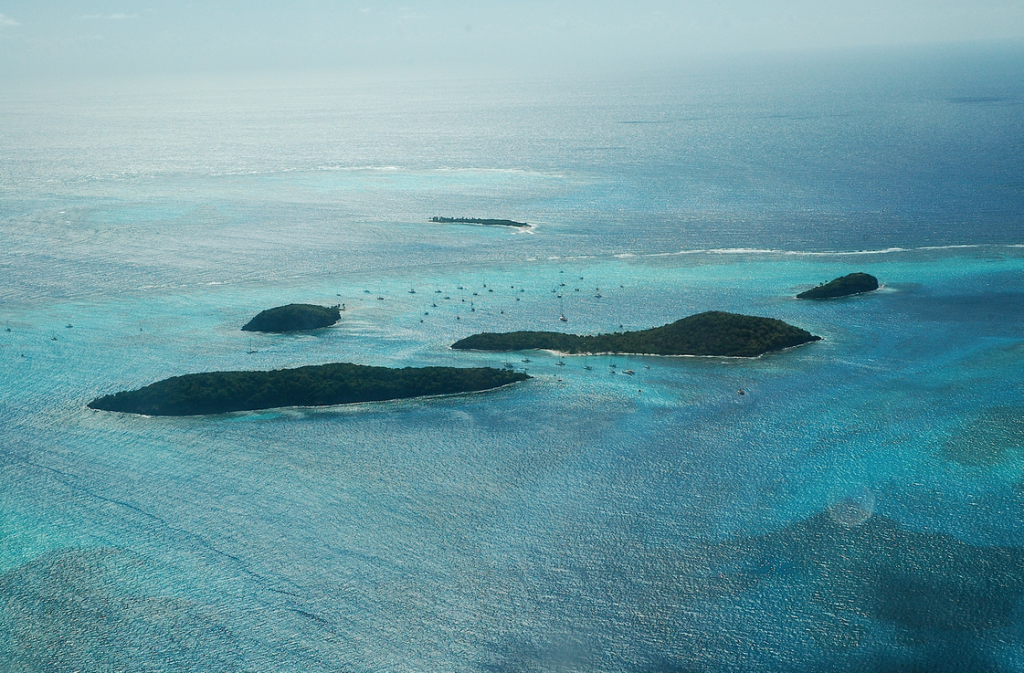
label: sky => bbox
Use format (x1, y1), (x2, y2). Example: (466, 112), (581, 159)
(1, 1), (1023, 81)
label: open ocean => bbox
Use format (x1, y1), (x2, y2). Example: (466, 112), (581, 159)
(1, 45), (1024, 672)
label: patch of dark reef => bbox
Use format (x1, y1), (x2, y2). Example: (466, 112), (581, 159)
(0, 548), (245, 670)
(241, 304), (340, 332)
(88, 364), (530, 416)
(943, 405), (1024, 466)
(712, 511), (1024, 636)
(797, 272), (879, 300)
(430, 216), (529, 228)
(451, 311), (819, 357)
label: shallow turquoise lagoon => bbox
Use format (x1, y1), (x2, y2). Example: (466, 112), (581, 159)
(2, 244), (1023, 672)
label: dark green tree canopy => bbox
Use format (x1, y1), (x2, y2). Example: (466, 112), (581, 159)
(797, 273), (879, 299)
(430, 217), (529, 228)
(242, 304), (341, 332)
(452, 311), (820, 357)
(89, 364), (529, 416)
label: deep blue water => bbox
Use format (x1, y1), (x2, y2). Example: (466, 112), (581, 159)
(1, 45), (1024, 672)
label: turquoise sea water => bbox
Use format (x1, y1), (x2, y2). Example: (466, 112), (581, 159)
(2, 46), (1024, 671)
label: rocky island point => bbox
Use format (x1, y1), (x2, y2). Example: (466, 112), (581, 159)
(430, 217), (529, 228)
(797, 273), (879, 299)
(242, 304), (341, 332)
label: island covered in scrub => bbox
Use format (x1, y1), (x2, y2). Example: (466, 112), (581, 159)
(430, 217), (529, 228)
(242, 304), (341, 332)
(797, 272), (879, 299)
(451, 311), (820, 357)
(88, 364), (530, 416)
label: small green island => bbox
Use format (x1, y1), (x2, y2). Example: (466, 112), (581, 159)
(451, 311), (820, 357)
(430, 217), (529, 228)
(797, 273), (879, 299)
(242, 304), (341, 332)
(88, 364), (530, 416)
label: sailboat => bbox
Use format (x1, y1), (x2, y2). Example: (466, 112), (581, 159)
(247, 339), (257, 354)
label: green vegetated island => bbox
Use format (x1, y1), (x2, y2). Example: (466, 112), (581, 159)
(88, 364), (530, 416)
(242, 304), (341, 332)
(430, 217), (529, 228)
(797, 273), (879, 299)
(451, 311), (820, 358)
